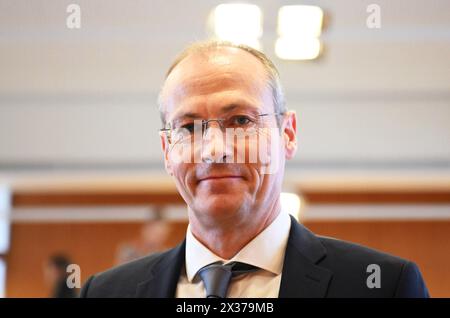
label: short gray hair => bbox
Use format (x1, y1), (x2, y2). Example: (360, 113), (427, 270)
(158, 40), (286, 126)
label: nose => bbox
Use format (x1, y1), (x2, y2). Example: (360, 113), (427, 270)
(201, 123), (233, 164)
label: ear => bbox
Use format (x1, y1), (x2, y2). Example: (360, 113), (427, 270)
(282, 110), (298, 160)
(160, 133), (173, 176)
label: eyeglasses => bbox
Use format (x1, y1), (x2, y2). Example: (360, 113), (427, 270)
(159, 112), (284, 145)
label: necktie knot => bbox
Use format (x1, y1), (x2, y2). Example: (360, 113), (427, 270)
(198, 261), (259, 298)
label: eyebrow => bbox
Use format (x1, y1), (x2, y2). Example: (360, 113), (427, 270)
(171, 102), (260, 122)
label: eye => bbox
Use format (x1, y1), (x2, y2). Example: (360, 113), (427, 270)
(180, 123), (195, 133)
(232, 115), (252, 126)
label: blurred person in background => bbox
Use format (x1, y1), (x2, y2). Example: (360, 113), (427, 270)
(43, 254), (77, 298)
(115, 218), (171, 265)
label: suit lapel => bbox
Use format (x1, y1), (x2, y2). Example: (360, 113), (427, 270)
(278, 217), (333, 298)
(135, 240), (186, 298)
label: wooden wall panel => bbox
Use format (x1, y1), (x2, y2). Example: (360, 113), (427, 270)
(5, 222), (187, 298)
(12, 190), (450, 207)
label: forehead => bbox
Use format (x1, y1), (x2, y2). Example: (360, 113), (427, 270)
(161, 47), (273, 120)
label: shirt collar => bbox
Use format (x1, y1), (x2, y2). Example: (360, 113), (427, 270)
(185, 210), (291, 282)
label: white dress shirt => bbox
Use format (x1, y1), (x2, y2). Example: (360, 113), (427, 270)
(175, 210), (291, 298)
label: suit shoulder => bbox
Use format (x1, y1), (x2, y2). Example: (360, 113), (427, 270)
(318, 235), (409, 266)
(316, 235), (413, 296)
(81, 250), (167, 298)
(95, 252), (163, 281)
(315, 235), (428, 297)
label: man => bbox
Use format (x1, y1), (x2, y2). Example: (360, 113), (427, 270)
(80, 41), (429, 298)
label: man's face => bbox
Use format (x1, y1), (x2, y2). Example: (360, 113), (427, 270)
(160, 47), (297, 228)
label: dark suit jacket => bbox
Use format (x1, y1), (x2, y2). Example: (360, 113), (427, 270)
(80, 216), (429, 298)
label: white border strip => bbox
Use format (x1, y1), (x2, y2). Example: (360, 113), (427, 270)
(7, 204), (450, 223)
(10, 206), (189, 223)
(302, 204), (450, 221)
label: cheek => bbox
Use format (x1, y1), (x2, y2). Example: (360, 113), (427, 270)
(250, 167), (262, 194)
(171, 163), (194, 195)
(241, 128), (281, 176)
(246, 137), (283, 198)
(259, 128), (283, 175)
(253, 170), (281, 207)
(167, 141), (196, 165)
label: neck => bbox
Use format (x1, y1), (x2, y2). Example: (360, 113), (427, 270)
(189, 198), (281, 260)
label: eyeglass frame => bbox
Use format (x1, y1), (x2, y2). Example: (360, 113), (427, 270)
(159, 112), (285, 145)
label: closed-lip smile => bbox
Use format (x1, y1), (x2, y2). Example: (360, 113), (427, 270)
(199, 175), (242, 182)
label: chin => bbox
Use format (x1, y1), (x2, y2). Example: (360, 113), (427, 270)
(195, 193), (246, 220)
